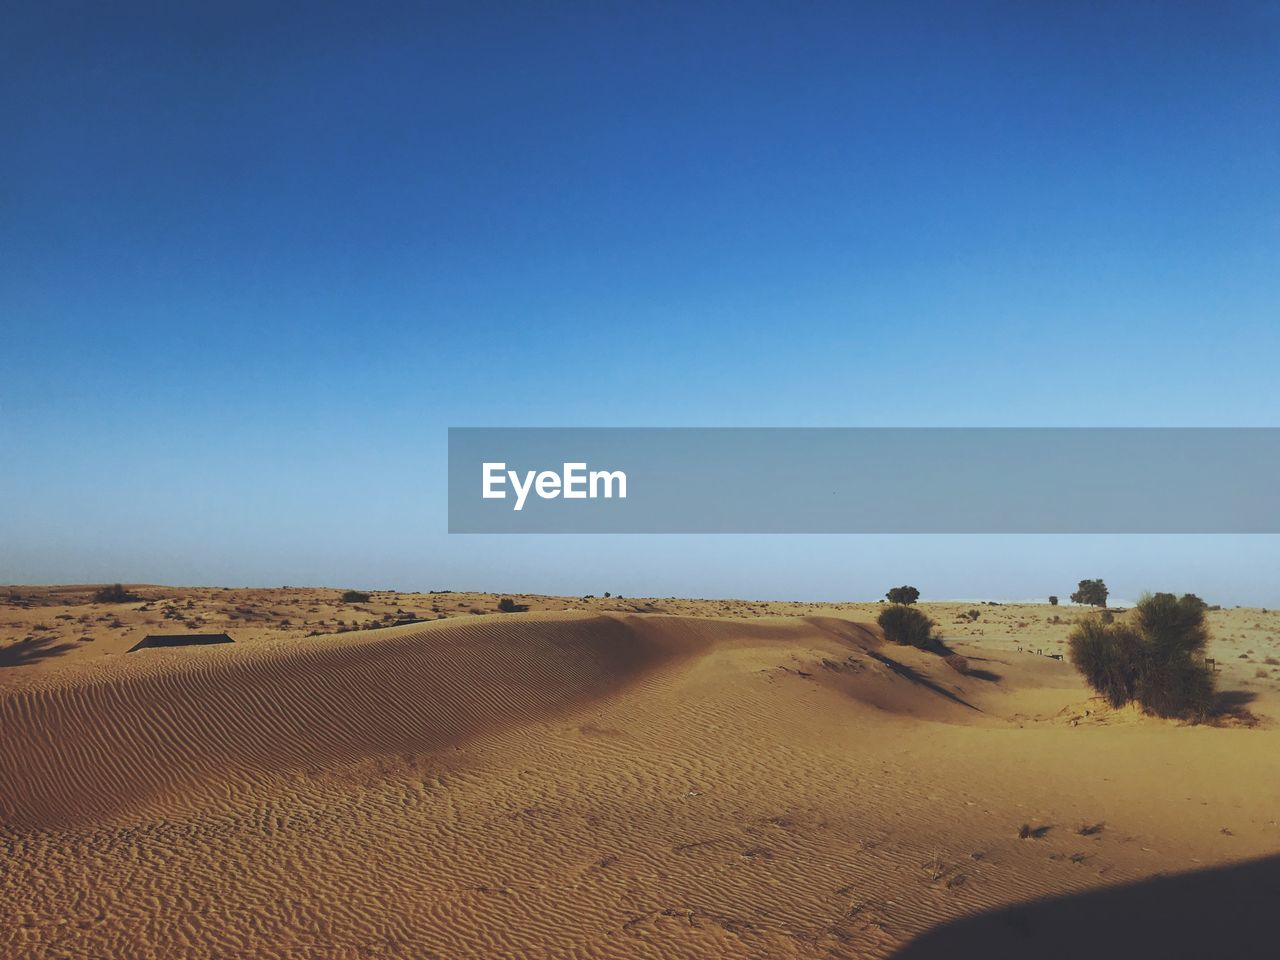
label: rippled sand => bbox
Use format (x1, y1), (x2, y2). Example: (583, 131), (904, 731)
(3, 595), (1280, 958)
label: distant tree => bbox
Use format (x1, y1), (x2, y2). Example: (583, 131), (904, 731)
(1068, 592), (1214, 721)
(93, 583), (138, 603)
(1070, 579), (1109, 608)
(1048, 596), (1059, 606)
(878, 605), (936, 647)
(885, 585), (921, 605)
(340, 590), (371, 603)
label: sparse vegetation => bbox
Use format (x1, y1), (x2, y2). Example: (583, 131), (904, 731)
(497, 597), (529, 613)
(93, 584), (138, 604)
(1048, 595), (1059, 606)
(878, 604), (936, 647)
(340, 590), (371, 604)
(1070, 579), (1108, 608)
(885, 585), (920, 605)
(1067, 592), (1215, 721)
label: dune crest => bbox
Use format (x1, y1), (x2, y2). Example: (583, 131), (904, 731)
(0, 613), (698, 828)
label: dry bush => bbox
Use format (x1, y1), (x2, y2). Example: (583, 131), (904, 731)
(1068, 592), (1214, 721)
(93, 583), (138, 604)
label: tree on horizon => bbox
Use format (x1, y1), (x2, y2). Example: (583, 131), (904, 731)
(885, 585), (920, 605)
(1070, 579), (1108, 608)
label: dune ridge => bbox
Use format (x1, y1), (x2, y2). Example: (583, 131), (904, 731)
(0, 613), (703, 829)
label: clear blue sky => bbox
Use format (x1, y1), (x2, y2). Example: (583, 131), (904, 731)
(3, 2), (1278, 604)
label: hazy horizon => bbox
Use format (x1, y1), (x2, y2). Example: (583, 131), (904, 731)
(5, 531), (1277, 608)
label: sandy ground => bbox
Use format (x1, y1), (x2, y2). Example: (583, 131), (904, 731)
(3, 586), (1280, 959)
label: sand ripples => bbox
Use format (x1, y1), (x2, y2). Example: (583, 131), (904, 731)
(4, 612), (1276, 959)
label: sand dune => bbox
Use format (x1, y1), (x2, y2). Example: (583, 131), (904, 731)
(0, 614), (700, 829)
(3, 606), (1279, 958)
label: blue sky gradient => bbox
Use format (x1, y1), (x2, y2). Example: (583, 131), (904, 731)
(3, 2), (1278, 602)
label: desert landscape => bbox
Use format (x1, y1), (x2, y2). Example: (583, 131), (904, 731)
(8, 1), (1276, 956)
(3, 585), (1279, 959)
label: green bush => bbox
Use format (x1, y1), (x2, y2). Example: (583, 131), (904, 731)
(1067, 592), (1214, 720)
(885, 585), (920, 605)
(878, 604), (936, 647)
(1179, 593), (1209, 613)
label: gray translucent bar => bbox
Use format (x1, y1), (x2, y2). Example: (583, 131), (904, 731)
(448, 428), (1280, 533)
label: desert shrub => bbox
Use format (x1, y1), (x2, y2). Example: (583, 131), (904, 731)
(1048, 595), (1059, 606)
(878, 604), (936, 647)
(1136, 656), (1215, 719)
(340, 590), (371, 603)
(1068, 617), (1144, 708)
(1070, 579), (1108, 607)
(1179, 593), (1209, 613)
(1067, 592), (1215, 720)
(885, 585), (920, 605)
(944, 653), (969, 675)
(496, 597), (528, 613)
(93, 583), (137, 603)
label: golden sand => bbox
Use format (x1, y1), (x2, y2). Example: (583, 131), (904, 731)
(3, 588), (1279, 958)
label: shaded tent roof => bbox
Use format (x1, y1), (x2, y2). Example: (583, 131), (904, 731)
(128, 633), (234, 653)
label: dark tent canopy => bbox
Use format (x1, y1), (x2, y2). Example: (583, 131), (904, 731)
(128, 633), (234, 653)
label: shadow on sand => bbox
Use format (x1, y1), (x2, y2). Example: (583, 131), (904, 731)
(0, 634), (79, 667)
(1214, 688), (1257, 711)
(891, 853), (1280, 960)
(866, 650), (979, 711)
